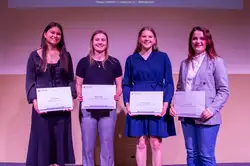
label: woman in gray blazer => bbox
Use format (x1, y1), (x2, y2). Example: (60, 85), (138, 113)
(170, 26), (229, 166)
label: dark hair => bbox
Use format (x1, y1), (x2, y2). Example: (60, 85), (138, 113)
(88, 30), (109, 67)
(134, 26), (159, 53)
(187, 26), (218, 61)
(40, 22), (68, 72)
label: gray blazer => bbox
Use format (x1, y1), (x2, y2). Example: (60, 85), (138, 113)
(177, 55), (229, 125)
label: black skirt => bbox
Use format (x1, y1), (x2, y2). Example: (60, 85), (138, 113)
(26, 108), (75, 166)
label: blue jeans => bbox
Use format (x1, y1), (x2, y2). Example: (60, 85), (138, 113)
(181, 119), (220, 166)
(81, 109), (116, 166)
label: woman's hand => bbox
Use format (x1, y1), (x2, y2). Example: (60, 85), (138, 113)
(125, 103), (135, 116)
(77, 94), (83, 102)
(114, 94), (120, 101)
(76, 76), (83, 102)
(169, 104), (176, 117)
(33, 99), (46, 114)
(201, 108), (214, 120)
(64, 99), (74, 111)
(114, 86), (122, 101)
(156, 102), (168, 117)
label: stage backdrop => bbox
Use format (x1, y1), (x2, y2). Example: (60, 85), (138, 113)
(0, 0), (249, 165)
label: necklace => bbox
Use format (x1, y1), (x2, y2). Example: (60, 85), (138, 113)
(95, 61), (102, 68)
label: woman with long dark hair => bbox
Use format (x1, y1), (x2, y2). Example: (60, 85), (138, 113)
(25, 22), (76, 166)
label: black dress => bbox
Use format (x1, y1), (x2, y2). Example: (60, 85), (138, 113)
(25, 50), (76, 166)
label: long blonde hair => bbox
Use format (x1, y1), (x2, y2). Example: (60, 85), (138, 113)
(89, 30), (109, 68)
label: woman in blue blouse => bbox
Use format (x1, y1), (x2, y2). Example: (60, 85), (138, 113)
(122, 27), (176, 166)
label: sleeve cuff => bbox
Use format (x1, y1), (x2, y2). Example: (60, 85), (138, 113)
(207, 107), (217, 114)
(123, 99), (129, 104)
(28, 97), (36, 104)
(163, 96), (172, 103)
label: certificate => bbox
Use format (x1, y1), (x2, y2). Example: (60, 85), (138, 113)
(130, 91), (163, 115)
(173, 91), (205, 118)
(81, 84), (116, 109)
(36, 87), (73, 112)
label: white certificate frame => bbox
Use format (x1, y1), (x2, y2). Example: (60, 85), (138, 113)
(174, 91), (205, 118)
(130, 91), (163, 115)
(36, 87), (73, 112)
(81, 84), (116, 109)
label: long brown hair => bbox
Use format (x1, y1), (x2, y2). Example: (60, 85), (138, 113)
(187, 26), (218, 62)
(89, 30), (109, 67)
(40, 22), (68, 72)
(134, 26), (159, 54)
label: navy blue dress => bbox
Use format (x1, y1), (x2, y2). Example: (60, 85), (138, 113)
(122, 51), (176, 138)
(25, 51), (76, 166)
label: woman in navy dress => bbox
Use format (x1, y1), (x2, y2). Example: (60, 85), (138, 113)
(25, 22), (76, 166)
(122, 27), (176, 166)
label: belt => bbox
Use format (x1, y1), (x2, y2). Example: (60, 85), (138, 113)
(133, 81), (164, 89)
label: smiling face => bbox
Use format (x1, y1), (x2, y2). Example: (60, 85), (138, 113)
(191, 30), (207, 55)
(43, 26), (62, 46)
(138, 29), (156, 51)
(92, 33), (108, 54)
